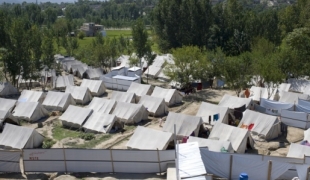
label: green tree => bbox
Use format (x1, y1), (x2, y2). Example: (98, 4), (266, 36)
(41, 29), (55, 90)
(132, 18), (149, 69)
(78, 31), (85, 39)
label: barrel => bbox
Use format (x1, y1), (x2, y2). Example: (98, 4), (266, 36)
(239, 173), (248, 180)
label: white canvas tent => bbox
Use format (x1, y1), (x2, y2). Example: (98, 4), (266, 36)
(127, 126), (173, 150)
(279, 91), (310, 104)
(0, 124), (44, 149)
(269, 83), (291, 100)
(0, 110), (19, 130)
(218, 94), (252, 109)
(112, 102), (148, 124)
(42, 91), (76, 112)
(86, 98), (116, 114)
(110, 91), (136, 103)
(12, 102), (49, 122)
(138, 95), (168, 117)
(163, 112), (202, 136)
(59, 105), (93, 128)
(208, 123), (252, 153)
(260, 98), (294, 116)
(239, 110), (281, 140)
(288, 78), (310, 93)
(249, 86), (269, 101)
(281, 110), (310, 129)
(187, 136), (234, 153)
(151, 86), (183, 106)
(196, 102), (229, 125)
(111, 66), (126, 76)
(18, 90), (45, 103)
(83, 112), (121, 133)
(0, 82), (19, 97)
(127, 82), (152, 101)
(100, 74), (141, 91)
(287, 143), (310, 158)
(65, 86), (93, 105)
(127, 67), (142, 77)
(144, 65), (162, 78)
(84, 68), (103, 80)
(80, 79), (106, 96)
(0, 98), (16, 112)
(55, 75), (75, 90)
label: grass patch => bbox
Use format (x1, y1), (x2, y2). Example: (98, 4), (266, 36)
(52, 123), (81, 141)
(72, 134), (112, 149)
(106, 29), (132, 38)
(124, 125), (136, 131)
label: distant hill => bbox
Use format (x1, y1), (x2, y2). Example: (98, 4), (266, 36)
(0, 0), (76, 3)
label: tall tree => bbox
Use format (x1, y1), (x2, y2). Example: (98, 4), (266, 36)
(132, 18), (149, 70)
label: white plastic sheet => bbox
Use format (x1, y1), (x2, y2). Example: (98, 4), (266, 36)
(0, 151), (21, 172)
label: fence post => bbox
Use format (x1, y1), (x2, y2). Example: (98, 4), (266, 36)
(157, 149), (162, 173)
(304, 155), (306, 164)
(110, 149), (115, 173)
(21, 149), (26, 175)
(229, 155), (233, 180)
(267, 161), (272, 180)
(62, 146), (68, 174)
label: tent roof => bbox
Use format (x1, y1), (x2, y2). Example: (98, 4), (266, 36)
(59, 105), (93, 126)
(18, 90), (44, 103)
(279, 91), (310, 104)
(239, 109), (279, 138)
(0, 124), (43, 149)
(127, 82), (151, 97)
(85, 68), (103, 79)
(0, 82), (19, 96)
(163, 112), (202, 136)
(127, 126), (173, 150)
(42, 91), (75, 109)
(138, 95), (166, 114)
(0, 110), (18, 125)
(144, 65), (162, 77)
(110, 91), (135, 103)
(56, 75), (75, 88)
(112, 75), (139, 81)
(128, 66), (141, 71)
(83, 112), (118, 133)
(112, 66), (125, 71)
(80, 79), (106, 94)
(187, 136), (233, 153)
(249, 86), (269, 101)
(288, 78), (310, 93)
(196, 102), (229, 124)
(111, 101), (147, 123)
(0, 98), (16, 111)
(12, 102), (48, 121)
(209, 123), (249, 153)
(287, 143), (310, 158)
(151, 86), (181, 104)
(65, 86), (91, 101)
(86, 97), (116, 114)
(218, 94), (252, 109)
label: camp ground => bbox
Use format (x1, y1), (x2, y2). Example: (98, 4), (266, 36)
(111, 102), (148, 124)
(80, 79), (106, 96)
(86, 97), (116, 114)
(162, 112), (203, 136)
(42, 91), (76, 112)
(110, 91), (136, 103)
(0, 124), (44, 149)
(127, 82), (152, 101)
(18, 90), (45, 103)
(127, 126), (173, 150)
(12, 102), (49, 122)
(65, 86), (93, 105)
(137, 95), (168, 117)
(83, 112), (122, 133)
(187, 136), (234, 153)
(59, 105), (93, 128)
(0, 82), (19, 97)
(239, 109), (281, 140)
(196, 102), (229, 125)
(209, 123), (253, 153)
(151, 86), (183, 106)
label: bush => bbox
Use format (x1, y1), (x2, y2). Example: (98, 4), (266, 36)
(78, 31), (85, 39)
(79, 133), (95, 141)
(42, 138), (56, 149)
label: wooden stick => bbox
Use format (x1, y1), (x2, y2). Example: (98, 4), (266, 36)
(157, 149), (162, 173)
(62, 146), (68, 174)
(229, 155), (233, 180)
(267, 161), (272, 180)
(21, 149), (26, 175)
(110, 149), (115, 173)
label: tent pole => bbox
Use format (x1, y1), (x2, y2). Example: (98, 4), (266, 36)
(62, 146), (68, 174)
(267, 161), (272, 180)
(21, 149), (26, 175)
(110, 149), (115, 174)
(229, 155), (233, 180)
(157, 148), (162, 173)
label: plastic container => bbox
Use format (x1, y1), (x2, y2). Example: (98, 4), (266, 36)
(239, 173), (248, 180)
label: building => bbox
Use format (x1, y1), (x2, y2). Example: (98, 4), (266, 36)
(80, 22), (106, 37)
